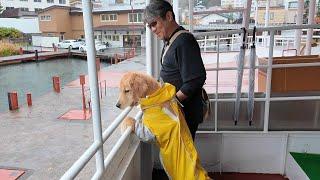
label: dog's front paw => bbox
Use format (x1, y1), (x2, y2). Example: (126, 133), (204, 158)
(120, 116), (135, 134)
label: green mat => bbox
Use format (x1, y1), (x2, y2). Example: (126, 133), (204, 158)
(290, 152), (320, 180)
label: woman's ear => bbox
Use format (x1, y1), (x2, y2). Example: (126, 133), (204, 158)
(166, 11), (174, 22)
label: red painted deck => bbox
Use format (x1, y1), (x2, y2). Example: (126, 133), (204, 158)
(59, 109), (91, 120)
(0, 169), (25, 180)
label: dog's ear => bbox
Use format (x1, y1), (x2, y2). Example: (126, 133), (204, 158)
(131, 73), (149, 98)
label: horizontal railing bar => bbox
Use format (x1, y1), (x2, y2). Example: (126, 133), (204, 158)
(104, 111), (143, 169)
(104, 128), (132, 169)
(206, 62), (320, 71)
(194, 24), (320, 37)
(102, 106), (133, 142)
(60, 141), (101, 180)
(209, 96), (320, 102)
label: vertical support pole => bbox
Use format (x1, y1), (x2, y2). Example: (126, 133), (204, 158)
(243, 0), (252, 30)
(254, 0), (259, 26)
(27, 93), (32, 107)
(8, 92), (19, 110)
(35, 50), (39, 62)
(188, 0), (194, 33)
(104, 80), (107, 96)
(52, 76), (61, 93)
(82, 0), (105, 176)
(204, 36), (207, 52)
(295, 0), (304, 55)
(306, 0), (316, 55)
(80, 75), (86, 111)
(263, 30), (275, 133)
(215, 36), (220, 132)
(264, 0), (270, 47)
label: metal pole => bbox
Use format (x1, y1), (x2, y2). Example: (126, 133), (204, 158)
(215, 36), (220, 132)
(263, 30), (274, 133)
(243, 0), (252, 30)
(254, 0), (259, 27)
(264, 0), (270, 47)
(306, 0), (316, 55)
(172, 0), (179, 23)
(295, 0), (304, 55)
(81, 0), (104, 176)
(188, 0), (194, 33)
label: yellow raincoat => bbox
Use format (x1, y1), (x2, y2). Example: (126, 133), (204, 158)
(139, 83), (210, 180)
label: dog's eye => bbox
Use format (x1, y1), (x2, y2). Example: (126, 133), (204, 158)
(124, 90), (130, 93)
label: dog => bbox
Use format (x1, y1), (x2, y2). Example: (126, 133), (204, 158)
(116, 72), (211, 180)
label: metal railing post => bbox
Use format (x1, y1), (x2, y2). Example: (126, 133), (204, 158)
(263, 30), (275, 132)
(215, 36), (220, 132)
(82, 0), (104, 176)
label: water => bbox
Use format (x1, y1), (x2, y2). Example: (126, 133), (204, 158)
(0, 58), (109, 112)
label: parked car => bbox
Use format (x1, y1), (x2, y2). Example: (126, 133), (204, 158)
(79, 42), (108, 52)
(57, 40), (84, 49)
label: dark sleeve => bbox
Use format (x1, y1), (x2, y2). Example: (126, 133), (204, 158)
(176, 34), (206, 98)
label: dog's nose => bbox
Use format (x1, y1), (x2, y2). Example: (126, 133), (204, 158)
(116, 102), (121, 109)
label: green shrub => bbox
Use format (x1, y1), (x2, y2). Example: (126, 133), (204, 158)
(0, 27), (22, 40)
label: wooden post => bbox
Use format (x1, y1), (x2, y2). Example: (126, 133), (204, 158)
(27, 93), (32, 106)
(19, 47), (23, 55)
(8, 92), (19, 110)
(96, 58), (101, 71)
(35, 50), (39, 62)
(52, 76), (61, 93)
(80, 75), (86, 111)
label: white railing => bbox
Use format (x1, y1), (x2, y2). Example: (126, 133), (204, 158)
(60, 107), (143, 179)
(197, 34), (320, 53)
(194, 24), (320, 133)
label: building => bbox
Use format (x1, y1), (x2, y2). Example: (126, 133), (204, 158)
(38, 5), (145, 47)
(256, 6), (287, 25)
(0, 0), (70, 12)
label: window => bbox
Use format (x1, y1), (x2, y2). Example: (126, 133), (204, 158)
(35, 8), (42, 12)
(47, 0), (54, 3)
(20, 0), (28, 1)
(59, 0), (66, 4)
(101, 14), (118, 22)
(128, 13), (143, 23)
(20, 7), (29, 11)
(263, 12), (275, 20)
(112, 35), (119, 41)
(105, 35), (112, 40)
(288, 2), (298, 9)
(34, 0), (41, 2)
(270, 12), (274, 20)
(6, 7), (14, 10)
(40, 15), (51, 21)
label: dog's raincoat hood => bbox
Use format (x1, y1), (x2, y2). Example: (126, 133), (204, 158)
(139, 83), (210, 180)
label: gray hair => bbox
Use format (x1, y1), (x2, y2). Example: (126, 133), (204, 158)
(144, 0), (175, 24)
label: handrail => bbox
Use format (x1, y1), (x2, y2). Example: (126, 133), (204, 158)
(60, 106), (134, 179)
(193, 24), (320, 37)
(102, 107), (133, 142)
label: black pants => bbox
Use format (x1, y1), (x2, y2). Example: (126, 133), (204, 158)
(182, 91), (203, 141)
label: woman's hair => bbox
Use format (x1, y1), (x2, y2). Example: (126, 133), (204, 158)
(144, 0), (175, 24)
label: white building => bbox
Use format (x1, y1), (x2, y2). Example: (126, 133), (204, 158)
(0, 0), (70, 12)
